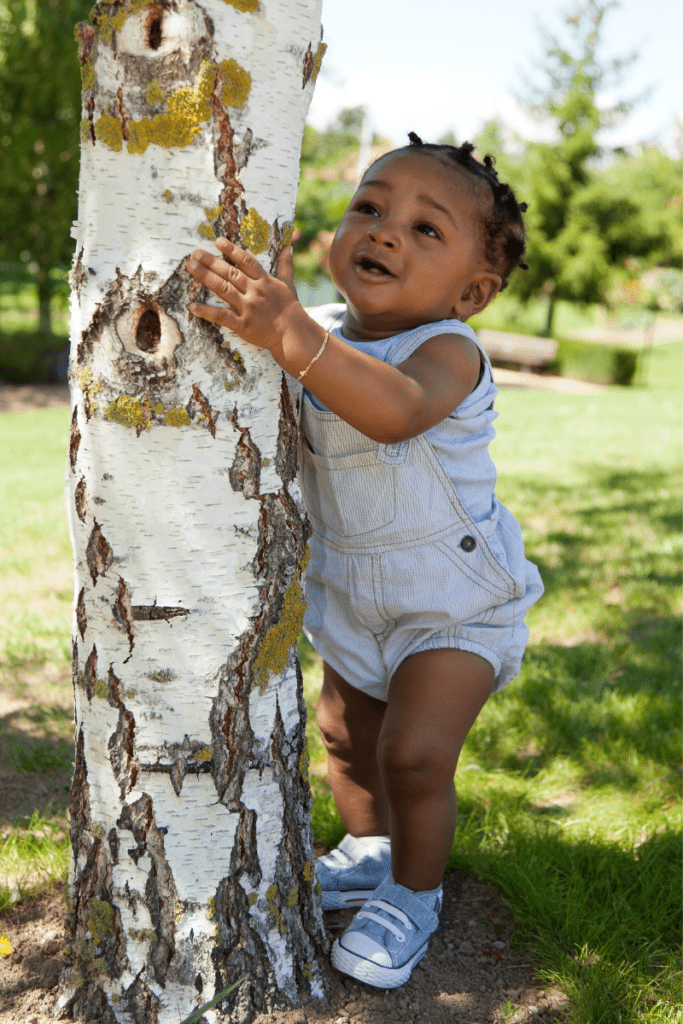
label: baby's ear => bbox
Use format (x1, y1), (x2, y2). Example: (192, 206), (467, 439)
(456, 273), (502, 320)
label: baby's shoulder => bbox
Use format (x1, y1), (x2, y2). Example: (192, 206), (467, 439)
(393, 318), (488, 366)
(304, 303), (346, 329)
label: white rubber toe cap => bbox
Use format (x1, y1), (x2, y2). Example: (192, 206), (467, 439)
(340, 931), (392, 967)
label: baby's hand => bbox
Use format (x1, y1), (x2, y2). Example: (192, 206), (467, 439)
(187, 238), (299, 352)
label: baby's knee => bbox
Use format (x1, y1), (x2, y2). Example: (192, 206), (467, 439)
(315, 697), (352, 757)
(378, 734), (456, 789)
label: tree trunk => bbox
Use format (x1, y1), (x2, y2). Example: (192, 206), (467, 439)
(59, 3), (328, 1022)
(36, 260), (52, 337)
(542, 293), (556, 337)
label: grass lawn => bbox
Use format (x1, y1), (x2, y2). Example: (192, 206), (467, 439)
(1, 385), (681, 1022)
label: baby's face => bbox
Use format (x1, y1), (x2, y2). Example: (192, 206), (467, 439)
(328, 151), (493, 339)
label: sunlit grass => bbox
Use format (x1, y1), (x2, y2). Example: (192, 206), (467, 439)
(0, 812), (70, 913)
(1, 408), (72, 686)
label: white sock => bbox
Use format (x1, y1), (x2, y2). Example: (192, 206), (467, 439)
(350, 834), (391, 858)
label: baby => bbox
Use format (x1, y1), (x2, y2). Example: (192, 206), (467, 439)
(187, 133), (543, 989)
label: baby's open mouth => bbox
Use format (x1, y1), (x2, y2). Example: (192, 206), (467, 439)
(356, 256), (393, 276)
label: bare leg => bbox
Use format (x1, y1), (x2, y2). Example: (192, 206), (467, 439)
(315, 661), (390, 837)
(378, 649), (493, 891)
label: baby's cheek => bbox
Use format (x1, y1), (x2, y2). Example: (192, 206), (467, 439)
(327, 233), (345, 283)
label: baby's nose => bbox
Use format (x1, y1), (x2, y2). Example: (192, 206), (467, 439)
(367, 226), (396, 247)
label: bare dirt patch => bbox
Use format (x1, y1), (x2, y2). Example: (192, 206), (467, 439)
(0, 875), (566, 1024)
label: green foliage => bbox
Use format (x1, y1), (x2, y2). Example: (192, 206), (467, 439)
(293, 124), (357, 281)
(0, 0), (92, 333)
(506, 1), (663, 333)
(582, 148), (683, 269)
(555, 336), (640, 385)
(0, 262), (69, 381)
(294, 174), (353, 249)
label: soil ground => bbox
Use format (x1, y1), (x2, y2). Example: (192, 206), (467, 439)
(0, 876), (567, 1024)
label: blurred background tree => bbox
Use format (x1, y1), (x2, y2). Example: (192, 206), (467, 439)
(0, 0), (91, 339)
(508, 0), (638, 333)
(487, 0), (681, 334)
(294, 122), (359, 259)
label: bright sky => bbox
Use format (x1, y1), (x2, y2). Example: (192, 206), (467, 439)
(308, 0), (682, 156)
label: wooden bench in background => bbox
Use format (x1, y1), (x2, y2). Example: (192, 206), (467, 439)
(477, 329), (558, 373)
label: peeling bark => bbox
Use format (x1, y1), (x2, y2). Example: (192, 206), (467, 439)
(62, 2), (329, 1022)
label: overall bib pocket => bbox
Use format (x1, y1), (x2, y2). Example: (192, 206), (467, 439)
(301, 445), (398, 538)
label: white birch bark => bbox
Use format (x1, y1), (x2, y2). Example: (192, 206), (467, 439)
(59, 3), (328, 1022)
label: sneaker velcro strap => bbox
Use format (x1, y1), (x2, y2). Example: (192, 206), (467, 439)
(370, 879), (439, 933)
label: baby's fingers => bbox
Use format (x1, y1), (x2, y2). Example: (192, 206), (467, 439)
(188, 300), (238, 329)
(214, 237), (263, 280)
(187, 251), (247, 304)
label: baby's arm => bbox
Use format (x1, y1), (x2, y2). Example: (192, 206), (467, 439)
(187, 238), (480, 444)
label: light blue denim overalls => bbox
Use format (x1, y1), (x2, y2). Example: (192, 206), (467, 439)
(290, 304), (544, 701)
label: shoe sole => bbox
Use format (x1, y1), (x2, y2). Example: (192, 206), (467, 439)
(321, 888), (374, 911)
(331, 938), (428, 988)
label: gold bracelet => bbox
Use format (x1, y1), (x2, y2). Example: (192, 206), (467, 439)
(297, 330), (329, 381)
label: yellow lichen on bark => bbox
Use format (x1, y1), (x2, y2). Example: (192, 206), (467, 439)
(280, 222), (295, 248)
(240, 208), (270, 254)
(164, 407), (191, 427)
(126, 61), (216, 154)
(253, 578), (306, 690)
(198, 204), (223, 239)
(219, 58), (252, 108)
(221, 0), (259, 11)
(81, 59), (97, 91)
(90, 0), (155, 43)
(312, 42), (327, 84)
(88, 899), (115, 944)
(94, 110), (124, 152)
(78, 367), (102, 395)
(106, 396), (144, 428)
(94, 679), (109, 699)
(146, 79), (166, 107)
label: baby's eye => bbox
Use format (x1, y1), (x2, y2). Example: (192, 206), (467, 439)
(415, 222), (439, 238)
(355, 202), (379, 216)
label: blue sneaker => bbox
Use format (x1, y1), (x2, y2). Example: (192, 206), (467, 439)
(316, 834), (391, 910)
(331, 875), (441, 988)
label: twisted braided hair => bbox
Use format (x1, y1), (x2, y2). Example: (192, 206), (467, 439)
(383, 132), (528, 290)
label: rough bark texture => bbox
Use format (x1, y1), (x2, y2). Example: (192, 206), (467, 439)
(59, 3), (329, 1022)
